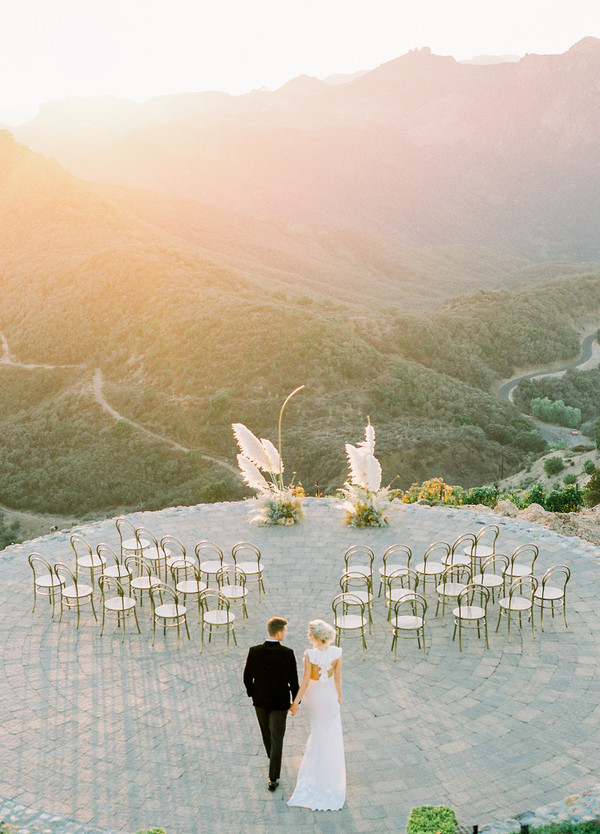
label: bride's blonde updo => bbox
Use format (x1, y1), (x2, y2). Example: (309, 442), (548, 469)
(308, 619), (336, 645)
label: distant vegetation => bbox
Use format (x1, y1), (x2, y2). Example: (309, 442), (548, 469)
(2, 133), (600, 519)
(515, 367), (600, 435)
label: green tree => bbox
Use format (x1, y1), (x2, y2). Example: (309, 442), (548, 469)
(583, 470), (600, 507)
(544, 457), (564, 476)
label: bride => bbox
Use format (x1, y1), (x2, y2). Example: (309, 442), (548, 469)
(287, 619), (345, 811)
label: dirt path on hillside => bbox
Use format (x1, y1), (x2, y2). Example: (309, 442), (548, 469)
(0, 332), (240, 496)
(91, 369), (238, 474)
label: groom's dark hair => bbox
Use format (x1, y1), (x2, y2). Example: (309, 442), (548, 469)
(267, 617), (288, 637)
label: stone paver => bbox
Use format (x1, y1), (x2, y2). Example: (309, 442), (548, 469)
(1, 499), (600, 833)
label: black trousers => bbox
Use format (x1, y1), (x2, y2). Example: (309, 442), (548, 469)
(254, 706), (288, 781)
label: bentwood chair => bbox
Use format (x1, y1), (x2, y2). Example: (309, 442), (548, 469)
(503, 544), (539, 591)
(54, 563), (97, 628)
(339, 571), (373, 632)
(171, 559), (207, 623)
(497, 576), (538, 643)
(70, 533), (106, 586)
(391, 593), (427, 660)
(343, 545), (375, 588)
(149, 582), (190, 648)
(452, 583), (490, 651)
(96, 543), (131, 591)
(216, 565), (249, 627)
(161, 535), (195, 574)
(435, 564), (471, 625)
(377, 544), (412, 597)
(447, 533), (476, 568)
(382, 567), (420, 623)
(199, 589), (237, 654)
(29, 553), (64, 617)
(414, 542), (450, 594)
(125, 555), (161, 607)
(135, 527), (165, 579)
(471, 553), (509, 603)
(471, 524), (500, 573)
(116, 516), (140, 558)
(195, 541), (225, 587)
(533, 565), (571, 632)
(98, 576), (140, 642)
(231, 542), (265, 601)
(332, 592), (367, 658)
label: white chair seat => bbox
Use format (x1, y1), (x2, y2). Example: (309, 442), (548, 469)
(336, 613), (366, 630)
(36, 575), (63, 589)
(445, 553), (470, 567)
(204, 609), (235, 626)
(200, 561), (223, 575)
(155, 603), (187, 619)
(499, 597), (532, 612)
(505, 565), (532, 580)
(534, 585), (563, 601)
(63, 583), (93, 599)
(452, 604), (485, 621)
(437, 582), (466, 597)
(474, 545), (494, 558)
(346, 590), (372, 605)
(414, 561), (444, 575)
(235, 561), (261, 576)
(122, 537), (151, 553)
(388, 589), (416, 605)
(131, 575), (160, 591)
(379, 564), (408, 578)
(392, 614), (423, 630)
(472, 573), (502, 589)
(103, 564), (131, 580)
(105, 596), (136, 612)
(166, 554), (195, 569)
(77, 554), (106, 570)
(347, 565), (370, 577)
(176, 579), (207, 595)
(220, 586), (247, 601)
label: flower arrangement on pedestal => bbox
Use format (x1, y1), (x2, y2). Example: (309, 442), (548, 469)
(232, 422), (304, 526)
(340, 423), (396, 528)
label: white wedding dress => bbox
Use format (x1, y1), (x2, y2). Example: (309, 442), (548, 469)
(287, 644), (346, 811)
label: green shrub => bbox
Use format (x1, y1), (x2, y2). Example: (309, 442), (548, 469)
(530, 822), (600, 833)
(584, 459), (596, 475)
(563, 473), (577, 485)
(544, 456), (565, 476)
(0, 513), (20, 550)
(583, 470), (600, 507)
(407, 805), (457, 834)
(465, 485), (499, 507)
(522, 482), (547, 507)
(545, 485), (584, 512)
(135, 829), (166, 834)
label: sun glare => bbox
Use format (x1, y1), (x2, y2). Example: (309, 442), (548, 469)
(1, 0), (599, 120)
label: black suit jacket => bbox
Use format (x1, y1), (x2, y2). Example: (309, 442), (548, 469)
(243, 641), (299, 710)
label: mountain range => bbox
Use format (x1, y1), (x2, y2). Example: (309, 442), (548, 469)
(13, 37), (600, 263)
(2, 40), (600, 516)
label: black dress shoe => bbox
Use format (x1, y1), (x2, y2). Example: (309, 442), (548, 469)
(268, 779), (279, 791)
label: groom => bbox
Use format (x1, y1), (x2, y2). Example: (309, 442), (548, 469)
(243, 616), (299, 791)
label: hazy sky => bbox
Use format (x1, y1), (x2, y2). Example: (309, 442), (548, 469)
(2, 0), (599, 120)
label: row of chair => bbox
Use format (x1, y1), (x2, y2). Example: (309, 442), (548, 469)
(332, 538), (570, 658)
(71, 524), (266, 600)
(29, 555), (244, 651)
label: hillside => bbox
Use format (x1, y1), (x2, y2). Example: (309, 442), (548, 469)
(14, 38), (600, 263)
(2, 132), (600, 517)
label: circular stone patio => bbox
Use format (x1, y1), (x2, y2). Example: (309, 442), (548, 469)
(1, 498), (600, 834)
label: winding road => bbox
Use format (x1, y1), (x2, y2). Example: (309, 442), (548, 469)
(498, 330), (600, 446)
